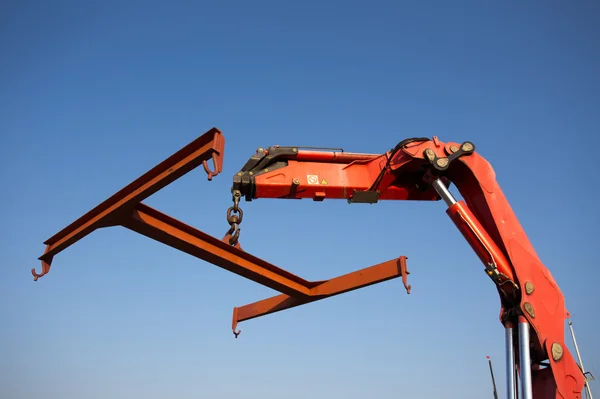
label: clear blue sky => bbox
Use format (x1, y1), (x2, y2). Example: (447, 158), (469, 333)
(1, 1), (598, 398)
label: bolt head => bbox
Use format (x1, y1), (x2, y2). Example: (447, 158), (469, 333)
(462, 142), (474, 152)
(292, 178), (300, 185)
(525, 281), (534, 295)
(436, 158), (449, 168)
(524, 302), (535, 318)
(450, 145), (459, 153)
(551, 343), (563, 361)
(424, 149), (435, 161)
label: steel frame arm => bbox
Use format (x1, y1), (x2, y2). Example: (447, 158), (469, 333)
(34, 127), (226, 280)
(232, 143), (440, 203)
(35, 127), (410, 339)
(231, 256), (410, 336)
(231, 137), (585, 398)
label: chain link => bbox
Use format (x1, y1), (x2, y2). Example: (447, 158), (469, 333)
(224, 190), (243, 246)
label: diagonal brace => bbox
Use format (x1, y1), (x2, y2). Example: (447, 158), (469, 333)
(123, 203), (319, 298)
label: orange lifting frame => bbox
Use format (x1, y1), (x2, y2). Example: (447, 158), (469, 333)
(34, 127), (410, 336)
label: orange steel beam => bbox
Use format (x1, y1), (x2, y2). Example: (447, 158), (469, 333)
(32, 128), (317, 298)
(34, 127), (225, 280)
(231, 256), (409, 336)
(122, 203), (319, 297)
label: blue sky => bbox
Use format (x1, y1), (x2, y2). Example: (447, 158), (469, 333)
(1, 1), (599, 398)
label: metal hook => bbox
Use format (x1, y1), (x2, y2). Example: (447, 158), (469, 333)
(398, 256), (411, 294)
(223, 198), (243, 248)
(32, 259), (52, 281)
(202, 153), (221, 181)
(232, 307), (241, 338)
(222, 229), (242, 250)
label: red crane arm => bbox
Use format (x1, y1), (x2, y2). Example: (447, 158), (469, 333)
(230, 137), (584, 399)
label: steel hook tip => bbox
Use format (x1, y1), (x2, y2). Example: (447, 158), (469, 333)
(231, 308), (241, 338)
(203, 153), (221, 181)
(31, 268), (42, 281)
(32, 260), (51, 281)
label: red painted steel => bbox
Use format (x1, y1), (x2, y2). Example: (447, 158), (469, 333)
(446, 201), (517, 296)
(450, 154), (584, 399)
(242, 137), (584, 398)
(252, 157), (439, 201)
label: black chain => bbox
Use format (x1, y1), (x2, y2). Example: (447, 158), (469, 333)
(225, 190), (243, 246)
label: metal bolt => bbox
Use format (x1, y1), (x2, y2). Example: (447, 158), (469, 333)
(425, 148), (435, 159)
(249, 172), (253, 175)
(450, 145), (459, 153)
(462, 142), (474, 152)
(524, 302), (535, 318)
(237, 172), (242, 176)
(264, 168), (269, 172)
(292, 148), (298, 152)
(551, 342), (563, 361)
(292, 178), (300, 185)
(525, 281), (534, 295)
(257, 147), (264, 152)
(436, 158), (449, 168)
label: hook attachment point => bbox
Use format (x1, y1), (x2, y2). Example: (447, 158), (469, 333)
(398, 256), (411, 294)
(232, 307), (242, 338)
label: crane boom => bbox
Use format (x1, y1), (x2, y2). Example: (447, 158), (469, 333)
(226, 136), (585, 398)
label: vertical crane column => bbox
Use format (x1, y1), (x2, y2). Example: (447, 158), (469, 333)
(505, 322), (517, 399)
(518, 315), (534, 399)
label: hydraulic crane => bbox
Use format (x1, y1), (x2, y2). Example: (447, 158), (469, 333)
(33, 127), (587, 398)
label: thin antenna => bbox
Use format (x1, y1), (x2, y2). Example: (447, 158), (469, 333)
(487, 356), (499, 399)
(568, 320), (594, 399)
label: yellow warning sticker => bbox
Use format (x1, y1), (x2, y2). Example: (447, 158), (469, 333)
(321, 178), (328, 185)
